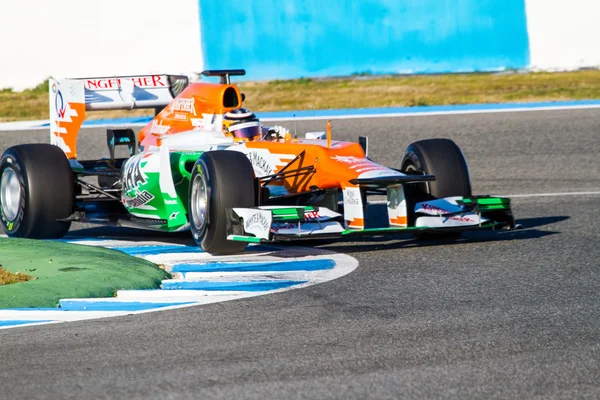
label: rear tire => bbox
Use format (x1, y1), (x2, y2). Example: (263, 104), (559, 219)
(401, 138), (471, 240)
(189, 151), (256, 254)
(0, 144), (75, 238)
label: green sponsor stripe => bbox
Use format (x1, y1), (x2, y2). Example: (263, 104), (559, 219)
(271, 208), (302, 218)
(229, 235), (262, 243)
(478, 197), (510, 205)
(270, 206), (315, 215)
(462, 197), (510, 205)
(460, 197), (511, 210)
(269, 206), (317, 221)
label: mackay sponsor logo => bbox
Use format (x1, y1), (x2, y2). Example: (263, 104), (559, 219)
(83, 75), (167, 90)
(246, 151), (273, 176)
(169, 98), (196, 116)
(245, 211), (271, 232)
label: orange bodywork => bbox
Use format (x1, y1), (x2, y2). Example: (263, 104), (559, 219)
(137, 81), (393, 196)
(244, 139), (368, 192)
(51, 102), (86, 159)
(138, 82), (243, 148)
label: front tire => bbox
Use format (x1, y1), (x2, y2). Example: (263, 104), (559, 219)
(401, 138), (472, 240)
(189, 151), (256, 254)
(0, 144), (75, 238)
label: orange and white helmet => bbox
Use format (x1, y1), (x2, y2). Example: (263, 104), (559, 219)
(223, 108), (262, 142)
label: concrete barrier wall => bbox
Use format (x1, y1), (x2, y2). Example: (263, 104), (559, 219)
(0, 0), (204, 91)
(2, 0), (600, 90)
(199, 0), (531, 80)
(526, 0), (600, 71)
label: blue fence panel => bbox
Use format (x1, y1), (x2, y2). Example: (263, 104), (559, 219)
(199, 0), (529, 80)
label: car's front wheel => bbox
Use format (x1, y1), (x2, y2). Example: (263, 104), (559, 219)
(401, 138), (472, 240)
(189, 151), (256, 254)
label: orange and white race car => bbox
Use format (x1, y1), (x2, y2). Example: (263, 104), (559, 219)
(0, 70), (515, 254)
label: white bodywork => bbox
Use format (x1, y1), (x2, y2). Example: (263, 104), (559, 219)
(387, 184), (407, 228)
(414, 197), (489, 228)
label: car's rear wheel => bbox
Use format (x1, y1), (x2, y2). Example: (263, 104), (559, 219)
(401, 138), (471, 240)
(189, 151), (256, 254)
(0, 144), (75, 238)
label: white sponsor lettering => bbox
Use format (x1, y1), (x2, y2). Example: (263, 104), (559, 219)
(173, 113), (188, 121)
(150, 120), (170, 135)
(170, 98), (196, 116)
(332, 155), (362, 164)
(333, 155), (389, 174)
(246, 151), (273, 176)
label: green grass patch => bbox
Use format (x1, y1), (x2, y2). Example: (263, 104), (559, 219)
(2, 70), (600, 122)
(0, 238), (170, 308)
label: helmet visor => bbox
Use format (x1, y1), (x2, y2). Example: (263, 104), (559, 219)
(231, 121), (262, 140)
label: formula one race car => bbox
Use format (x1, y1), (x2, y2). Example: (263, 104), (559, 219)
(0, 70), (515, 254)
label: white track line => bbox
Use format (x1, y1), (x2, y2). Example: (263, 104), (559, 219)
(499, 191), (600, 198)
(263, 104), (600, 122)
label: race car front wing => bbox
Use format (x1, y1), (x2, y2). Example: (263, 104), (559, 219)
(226, 196), (515, 243)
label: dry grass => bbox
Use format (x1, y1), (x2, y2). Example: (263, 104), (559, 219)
(0, 266), (33, 285)
(240, 70), (600, 111)
(2, 70), (600, 122)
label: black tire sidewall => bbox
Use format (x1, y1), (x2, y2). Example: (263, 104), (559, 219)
(401, 138), (472, 239)
(190, 151), (256, 254)
(0, 144), (74, 238)
(401, 138), (472, 199)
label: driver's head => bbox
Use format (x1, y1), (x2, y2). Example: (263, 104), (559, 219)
(223, 108), (261, 142)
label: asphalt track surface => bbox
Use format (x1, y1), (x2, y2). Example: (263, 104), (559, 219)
(1, 109), (599, 399)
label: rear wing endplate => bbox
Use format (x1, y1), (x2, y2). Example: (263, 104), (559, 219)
(49, 74), (189, 159)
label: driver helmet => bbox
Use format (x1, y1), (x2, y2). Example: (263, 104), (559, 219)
(223, 108), (262, 142)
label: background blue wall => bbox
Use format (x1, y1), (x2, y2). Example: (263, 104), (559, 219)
(199, 0), (530, 81)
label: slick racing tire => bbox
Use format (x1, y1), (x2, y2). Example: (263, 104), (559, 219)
(401, 138), (472, 240)
(0, 144), (75, 239)
(189, 151), (256, 254)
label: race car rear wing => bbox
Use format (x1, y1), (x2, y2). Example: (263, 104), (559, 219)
(49, 74), (189, 159)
